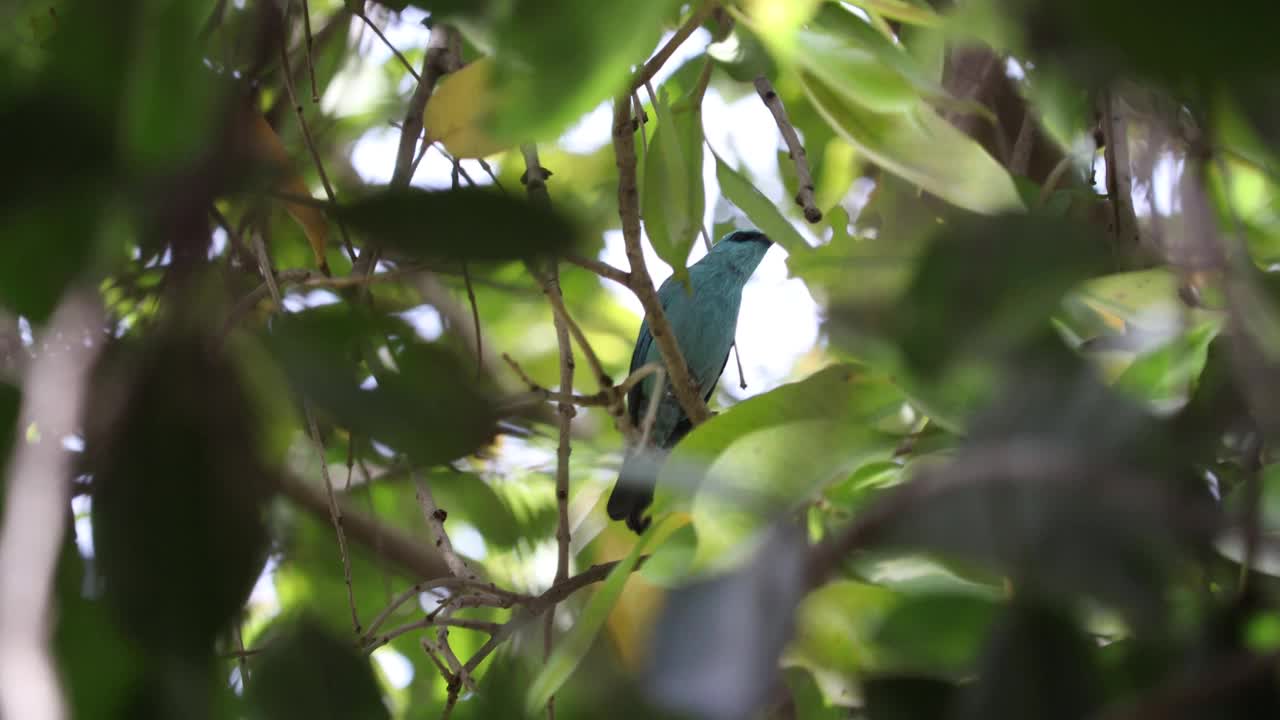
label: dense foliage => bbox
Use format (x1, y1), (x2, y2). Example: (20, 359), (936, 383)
(3, 0), (1280, 718)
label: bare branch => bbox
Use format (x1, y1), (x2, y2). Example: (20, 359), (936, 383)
(753, 75), (822, 223)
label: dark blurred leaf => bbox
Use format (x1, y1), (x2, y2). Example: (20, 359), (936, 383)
(489, 0), (682, 141)
(245, 617), (390, 720)
(873, 593), (999, 678)
(0, 97), (112, 321)
(333, 186), (581, 262)
(54, 512), (143, 720)
(121, 0), (219, 173)
(265, 305), (497, 466)
(863, 674), (957, 720)
(868, 369), (1214, 628)
(781, 668), (846, 720)
(644, 524), (808, 720)
(87, 331), (273, 658)
(951, 602), (1101, 720)
(893, 213), (1112, 378)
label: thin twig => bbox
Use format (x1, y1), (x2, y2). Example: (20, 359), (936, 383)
(276, 21), (356, 266)
(233, 621), (250, 689)
(364, 615), (501, 652)
(362, 577), (523, 645)
(612, 93), (711, 425)
(754, 75), (822, 223)
(451, 160), (484, 374)
(300, 0), (319, 102)
(563, 253), (631, 286)
(306, 407), (362, 635)
(355, 10), (420, 82)
(628, 0), (717, 93)
(500, 357), (661, 410)
(521, 143), (574, 720)
(731, 341), (746, 389)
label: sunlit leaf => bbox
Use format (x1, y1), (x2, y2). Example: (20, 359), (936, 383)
(800, 73), (1023, 214)
(848, 0), (943, 27)
(788, 580), (898, 676)
(424, 57), (510, 159)
(659, 364), (904, 570)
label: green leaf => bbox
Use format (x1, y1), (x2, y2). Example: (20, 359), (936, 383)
(799, 72), (1023, 214)
(787, 580), (898, 676)
(873, 593), (999, 677)
(525, 514), (677, 713)
(792, 8), (931, 115)
(490, 0), (682, 141)
(333, 186), (581, 262)
(659, 365), (905, 570)
(713, 151), (810, 256)
(246, 617), (391, 720)
(847, 0), (943, 27)
(642, 90), (705, 283)
(1113, 319), (1221, 409)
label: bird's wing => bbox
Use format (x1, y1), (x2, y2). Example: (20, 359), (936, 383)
(626, 276), (681, 427)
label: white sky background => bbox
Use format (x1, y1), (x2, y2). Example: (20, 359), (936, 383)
(339, 10), (822, 403)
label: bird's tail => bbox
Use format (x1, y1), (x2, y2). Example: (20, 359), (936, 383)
(607, 449), (664, 534)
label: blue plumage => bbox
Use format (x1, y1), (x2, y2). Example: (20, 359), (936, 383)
(607, 229), (773, 533)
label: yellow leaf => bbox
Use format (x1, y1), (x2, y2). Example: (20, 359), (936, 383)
(246, 110), (330, 275)
(424, 58), (510, 159)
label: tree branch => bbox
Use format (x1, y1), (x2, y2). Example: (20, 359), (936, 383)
(753, 75), (822, 223)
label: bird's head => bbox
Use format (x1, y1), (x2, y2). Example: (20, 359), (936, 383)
(708, 229), (773, 277)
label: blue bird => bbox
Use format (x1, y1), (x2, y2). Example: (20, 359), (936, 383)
(607, 229), (774, 533)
